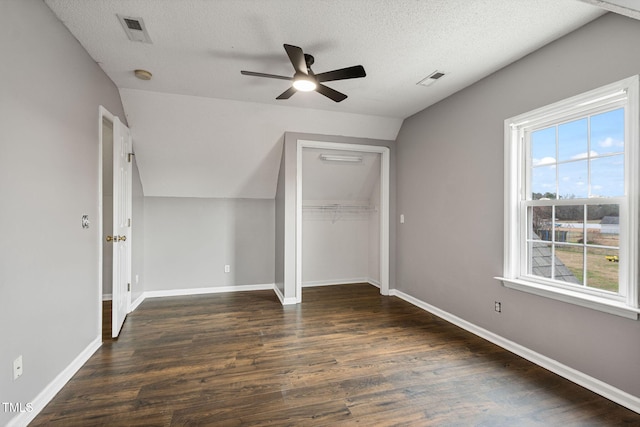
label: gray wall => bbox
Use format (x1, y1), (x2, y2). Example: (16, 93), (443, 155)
(302, 215), (371, 284)
(131, 157), (145, 301)
(274, 138), (286, 296)
(0, 1), (126, 425)
(144, 197), (275, 290)
(395, 12), (640, 398)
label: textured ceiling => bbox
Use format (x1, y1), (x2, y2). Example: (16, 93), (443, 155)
(45, 0), (604, 118)
(44, 0), (605, 198)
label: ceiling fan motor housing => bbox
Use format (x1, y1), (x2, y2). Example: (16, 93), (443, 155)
(304, 53), (315, 69)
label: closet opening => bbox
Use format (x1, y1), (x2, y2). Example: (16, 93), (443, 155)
(296, 141), (390, 302)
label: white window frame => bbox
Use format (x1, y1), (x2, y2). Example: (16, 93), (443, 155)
(498, 76), (640, 320)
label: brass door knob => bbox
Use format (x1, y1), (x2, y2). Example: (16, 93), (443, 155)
(118, 235), (127, 242)
(106, 235), (114, 242)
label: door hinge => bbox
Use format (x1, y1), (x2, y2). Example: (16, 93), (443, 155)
(127, 283), (131, 292)
(128, 152), (135, 163)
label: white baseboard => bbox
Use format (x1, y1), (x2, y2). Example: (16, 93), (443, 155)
(102, 293), (112, 301)
(368, 279), (381, 288)
(7, 337), (102, 427)
(389, 289), (640, 414)
(143, 283), (275, 299)
(273, 285), (299, 305)
(130, 284), (297, 310)
(302, 278), (378, 288)
(129, 293), (145, 312)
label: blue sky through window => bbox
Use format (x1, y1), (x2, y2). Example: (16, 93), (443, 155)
(530, 108), (624, 199)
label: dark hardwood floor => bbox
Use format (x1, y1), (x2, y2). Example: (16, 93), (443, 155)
(32, 284), (640, 426)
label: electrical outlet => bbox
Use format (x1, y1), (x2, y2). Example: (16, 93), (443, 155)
(13, 355), (23, 380)
(494, 301), (502, 313)
(224, 265), (230, 273)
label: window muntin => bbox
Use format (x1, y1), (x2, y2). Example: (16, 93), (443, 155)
(526, 202), (620, 295)
(524, 108), (624, 298)
(501, 76), (639, 318)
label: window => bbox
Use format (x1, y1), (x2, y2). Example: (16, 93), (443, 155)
(499, 76), (640, 319)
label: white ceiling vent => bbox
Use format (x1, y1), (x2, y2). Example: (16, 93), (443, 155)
(417, 71), (445, 87)
(117, 14), (152, 43)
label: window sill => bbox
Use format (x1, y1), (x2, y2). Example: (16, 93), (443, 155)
(495, 277), (640, 320)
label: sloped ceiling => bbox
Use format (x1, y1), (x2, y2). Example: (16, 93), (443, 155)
(44, 0), (605, 199)
(578, 0), (640, 19)
(120, 89), (400, 198)
(302, 149), (380, 203)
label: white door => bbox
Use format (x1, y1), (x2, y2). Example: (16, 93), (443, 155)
(111, 117), (132, 338)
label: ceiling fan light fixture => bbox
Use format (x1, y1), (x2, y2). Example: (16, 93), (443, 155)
(293, 76), (317, 92)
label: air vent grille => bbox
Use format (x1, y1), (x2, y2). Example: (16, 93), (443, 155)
(124, 18), (143, 31)
(117, 14), (152, 43)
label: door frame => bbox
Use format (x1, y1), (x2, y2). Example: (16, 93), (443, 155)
(97, 106), (114, 339)
(296, 140), (390, 301)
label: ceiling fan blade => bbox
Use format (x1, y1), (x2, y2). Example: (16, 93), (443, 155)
(315, 65), (366, 83)
(283, 44), (308, 75)
(241, 70), (292, 81)
(315, 84), (348, 102)
(276, 86), (297, 100)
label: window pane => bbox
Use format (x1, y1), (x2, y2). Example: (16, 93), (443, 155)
(558, 118), (588, 162)
(555, 204), (584, 223)
(529, 241), (553, 279)
(590, 155), (624, 198)
(558, 160), (588, 199)
(555, 244), (583, 285)
(531, 126), (556, 166)
(586, 247), (619, 293)
(591, 108), (624, 157)
(586, 204), (619, 248)
(555, 204), (584, 244)
(530, 206), (553, 241)
(531, 165), (556, 200)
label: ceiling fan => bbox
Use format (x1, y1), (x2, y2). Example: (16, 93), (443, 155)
(241, 44), (366, 102)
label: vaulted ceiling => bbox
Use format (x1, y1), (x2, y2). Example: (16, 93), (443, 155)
(44, 0), (608, 199)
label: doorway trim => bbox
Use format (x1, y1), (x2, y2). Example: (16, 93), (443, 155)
(97, 106), (114, 339)
(296, 140), (390, 302)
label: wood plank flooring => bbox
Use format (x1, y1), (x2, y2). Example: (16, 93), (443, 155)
(32, 284), (640, 426)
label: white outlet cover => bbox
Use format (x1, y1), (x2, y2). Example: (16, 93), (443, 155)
(13, 355), (22, 380)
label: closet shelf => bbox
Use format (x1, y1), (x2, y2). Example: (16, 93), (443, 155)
(302, 203), (376, 213)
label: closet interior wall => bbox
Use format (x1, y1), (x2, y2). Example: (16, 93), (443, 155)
(301, 148), (381, 287)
